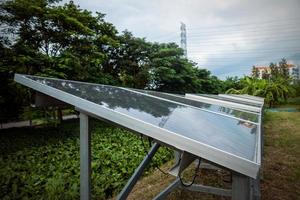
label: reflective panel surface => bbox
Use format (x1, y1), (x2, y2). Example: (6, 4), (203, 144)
(231, 94), (264, 103)
(199, 94), (262, 107)
(133, 89), (259, 123)
(26, 75), (258, 161)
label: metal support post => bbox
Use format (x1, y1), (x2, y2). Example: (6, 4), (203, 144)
(153, 178), (181, 200)
(183, 183), (232, 197)
(80, 112), (91, 200)
(117, 142), (160, 200)
(260, 110), (264, 180)
(249, 176), (261, 200)
(232, 173), (250, 200)
(174, 150), (181, 165)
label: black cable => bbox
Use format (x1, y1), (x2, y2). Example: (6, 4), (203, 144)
(187, 17), (300, 31)
(179, 158), (201, 187)
(139, 134), (202, 184)
(139, 135), (169, 175)
(155, 164), (169, 175)
(147, 137), (169, 175)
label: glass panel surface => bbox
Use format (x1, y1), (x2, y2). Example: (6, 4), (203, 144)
(27, 75), (258, 161)
(133, 90), (259, 123)
(200, 94), (262, 107)
(232, 94), (264, 102)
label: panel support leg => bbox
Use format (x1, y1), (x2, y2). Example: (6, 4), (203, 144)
(232, 173), (250, 200)
(249, 176), (261, 200)
(117, 142), (160, 200)
(80, 112), (91, 200)
(174, 150), (181, 165)
(153, 178), (181, 200)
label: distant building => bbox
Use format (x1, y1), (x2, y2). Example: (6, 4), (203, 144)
(253, 64), (300, 80)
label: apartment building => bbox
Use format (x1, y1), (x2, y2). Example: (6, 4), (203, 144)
(253, 64), (299, 80)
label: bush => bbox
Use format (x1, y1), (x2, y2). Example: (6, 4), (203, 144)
(226, 77), (295, 107)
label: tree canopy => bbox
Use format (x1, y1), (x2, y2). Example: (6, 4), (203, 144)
(227, 58), (296, 107)
(0, 0), (223, 120)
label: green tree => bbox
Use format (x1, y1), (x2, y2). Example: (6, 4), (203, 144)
(251, 66), (259, 78)
(226, 76), (294, 107)
(0, 0), (119, 80)
(113, 31), (152, 88)
(0, 0), (119, 119)
(269, 62), (279, 80)
(278, 58), (290, 79)
(0, 0), (224, 120)
(148, 43), (210, 93)
(221, 76), (242, 93)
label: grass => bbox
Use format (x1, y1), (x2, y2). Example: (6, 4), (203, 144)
(121, 111), (300, 200)
(262, 111), (300, 200)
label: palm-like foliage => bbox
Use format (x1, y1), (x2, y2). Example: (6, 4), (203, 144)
(226, 77), (295, 107)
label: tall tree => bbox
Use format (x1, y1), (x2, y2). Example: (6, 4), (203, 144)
(222, 76), (242, 92)
(251, 66), (259, 78)
(113, 31), (151, 88)
(278, 58), (290, 79)
(0, 0), (119, 79)
(261, 69), (270, 80)
(149, 43), (203, 93)
(0, 0), (119, 119)
(269, 62), (279, 80)
(0, 0), (224, 120)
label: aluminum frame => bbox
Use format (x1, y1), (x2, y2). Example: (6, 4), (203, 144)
(185, 93), (261, 113)
(193, 94), (262, 107)
(233, 94), (264, 102)
(218, 94), (264, 105)
(14, 74), (261, 178)
(132, 89), (259, 124)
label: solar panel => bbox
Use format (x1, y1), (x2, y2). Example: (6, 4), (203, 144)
(185, 93), (262, 113)
(218, 94), (264, 105)
(14, 74), (261, 178)
(233, 94), (264, 102)
(201, 94), (262, 108)
(133, 89), (259, 123)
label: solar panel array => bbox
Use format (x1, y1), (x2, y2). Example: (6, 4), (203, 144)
(14, 74), (263, 178)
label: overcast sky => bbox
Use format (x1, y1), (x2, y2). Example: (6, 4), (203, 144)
(66, 0), (300, 79)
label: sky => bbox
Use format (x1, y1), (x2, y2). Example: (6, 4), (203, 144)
(65, 0), (300, 79)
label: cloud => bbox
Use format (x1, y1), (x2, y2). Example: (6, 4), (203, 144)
(65, 0), (300, 78)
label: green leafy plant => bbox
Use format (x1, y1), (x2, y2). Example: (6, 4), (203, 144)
(0, 120), (172, 199)
(226, 77), (295, 107)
